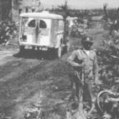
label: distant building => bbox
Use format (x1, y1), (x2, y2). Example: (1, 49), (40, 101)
(0, 0), (12, 20)
(0, 0), (43, 22)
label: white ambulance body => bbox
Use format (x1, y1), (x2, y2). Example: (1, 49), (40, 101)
(19, 11), (67, 57)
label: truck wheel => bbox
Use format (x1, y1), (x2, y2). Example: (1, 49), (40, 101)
(19, 46), (25, 54)
(56, 46), (62, 58)
(66, 43), (70, 52)
(63, 43), (70, 54)
(63, 45), (68, 54)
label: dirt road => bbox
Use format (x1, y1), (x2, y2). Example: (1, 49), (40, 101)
(0, 49), (45, 117)
(0, 50), (44, 82)
(0, 47), (73, 119)
(0, 50), (16, 65)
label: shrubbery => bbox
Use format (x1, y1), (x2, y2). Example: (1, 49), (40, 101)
(97, 30), (119, 88)
(0, 20), (18, 45)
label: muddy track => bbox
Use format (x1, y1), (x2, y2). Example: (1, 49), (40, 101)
(0, 49), (73, 119)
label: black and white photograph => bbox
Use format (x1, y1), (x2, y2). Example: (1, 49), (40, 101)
(0, 0), (119, 119)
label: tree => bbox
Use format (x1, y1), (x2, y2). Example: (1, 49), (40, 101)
(103, 3), (108, 21)
(12, 0), (22, 10)
(58, 0), (69, 42)
(21, 0), (42, 11)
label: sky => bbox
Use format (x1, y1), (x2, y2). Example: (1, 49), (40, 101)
(41, 0), (119, 9)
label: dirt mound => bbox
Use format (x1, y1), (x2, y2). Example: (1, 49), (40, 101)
(0, 59), (75, 119)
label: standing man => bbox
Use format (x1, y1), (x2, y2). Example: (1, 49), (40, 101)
(67, 36), (100, 113)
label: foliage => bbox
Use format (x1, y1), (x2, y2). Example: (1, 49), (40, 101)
(13, 0), (22, 9)
(0, 20), (18, 45)
(103, 4), (119, 21)
(97, 33), (119, 87)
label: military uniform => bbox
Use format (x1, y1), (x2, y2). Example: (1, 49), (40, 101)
(68, 48), (98, 104)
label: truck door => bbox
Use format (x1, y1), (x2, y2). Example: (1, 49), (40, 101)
(26, 19), (36, 44)
(20, 18), (37, 44)
(37, 19), (51, 46)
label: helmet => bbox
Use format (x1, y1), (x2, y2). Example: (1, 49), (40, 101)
(81, 36), (93, 45)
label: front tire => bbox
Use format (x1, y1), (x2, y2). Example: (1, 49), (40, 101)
(55, 46), (62, 58)
(58, 46), (62, 58)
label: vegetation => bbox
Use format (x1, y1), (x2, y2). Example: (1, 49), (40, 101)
(1, 1), (119, 118)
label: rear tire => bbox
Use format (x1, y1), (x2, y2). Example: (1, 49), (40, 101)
(62, 43), (70, 55)
(55, 47), (62, 58)
(58, 46), (62, 58)
(19, 46), (25, 54)
(63, 45), (68, 54)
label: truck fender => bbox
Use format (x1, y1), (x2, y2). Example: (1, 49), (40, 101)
(55, 34), (63, 48)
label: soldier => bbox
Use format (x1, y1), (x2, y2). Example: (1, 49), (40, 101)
(67, 36), (100, 113)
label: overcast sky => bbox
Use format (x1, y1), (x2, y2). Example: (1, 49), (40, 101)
(41, 0), (119, 9)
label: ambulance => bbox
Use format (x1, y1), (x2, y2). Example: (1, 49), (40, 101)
(19, 11), (68, 57)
